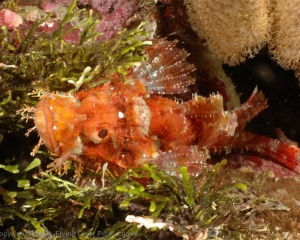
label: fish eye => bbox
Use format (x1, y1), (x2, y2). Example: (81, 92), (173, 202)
(98, 129), (108, 138)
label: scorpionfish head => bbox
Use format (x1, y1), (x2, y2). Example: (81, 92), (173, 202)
(76, 90), (121, 145)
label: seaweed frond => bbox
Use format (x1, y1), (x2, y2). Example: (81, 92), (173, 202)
(0, 158), (289, 239)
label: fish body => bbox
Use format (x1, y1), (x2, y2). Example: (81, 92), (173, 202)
(33, 39), (300, 176)
(35, 77), (231, 175)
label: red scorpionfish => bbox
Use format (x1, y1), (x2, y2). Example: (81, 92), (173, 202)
(33, 39), (300, 176)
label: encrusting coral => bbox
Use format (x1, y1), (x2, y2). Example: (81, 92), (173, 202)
(184, 0), (300, 79)
(90, 0), (140, 40)
(0, 9), (23, 30)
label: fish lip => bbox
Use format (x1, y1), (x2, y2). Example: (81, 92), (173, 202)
(34, 96), (59, 153)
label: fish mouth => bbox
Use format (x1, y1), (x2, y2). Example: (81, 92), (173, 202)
(34, 97), (59, 153)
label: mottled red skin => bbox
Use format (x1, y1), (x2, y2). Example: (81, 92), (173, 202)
(34, 76), (230, 175)
(34, 78), (300, 176)
(33, 39), (300, 176)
